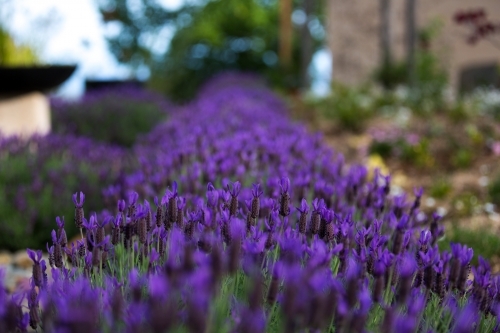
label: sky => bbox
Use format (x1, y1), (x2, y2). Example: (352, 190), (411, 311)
(0, 0), (331, 98)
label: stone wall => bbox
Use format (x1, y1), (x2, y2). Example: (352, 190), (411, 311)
(326, 0), (500, 90)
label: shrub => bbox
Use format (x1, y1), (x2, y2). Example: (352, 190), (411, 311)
(374, 20), (448, 115)
(429, 177), (452, 199)
(489, 173), (500, 205)
(51, 86), (171, 147)
(468, 87), (500, 120)
(316, 84), (375, 132)
(368, 126), (433, 168)
(440, 226), (500, 265)
(0, 135), (131, 250)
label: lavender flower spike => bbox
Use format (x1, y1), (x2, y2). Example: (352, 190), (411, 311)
(27, 249), (43, 288)
(55, 216), (65, 229)
(251, 183), (263, 198)
(279, 177), (290, 194)
(72, 191), (85, 207)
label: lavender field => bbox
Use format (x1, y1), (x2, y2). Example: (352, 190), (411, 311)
(1, 74), (498, 332)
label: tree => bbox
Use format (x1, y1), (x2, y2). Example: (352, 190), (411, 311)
(379, 0), (391, 72)
(454, 9), (500, 49)
(99, 0), (326, 101)
(376, 0), (396, 90)
(299, 0), (316, 89)
(99, 0), (187, 70)
(0, 26), (38, 66)
(279, 0), (293, 69)
(406, 0), (417, 87)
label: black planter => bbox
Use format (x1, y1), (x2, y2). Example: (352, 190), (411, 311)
(85, 79), (144, 92)
(0, 65), (77, 97)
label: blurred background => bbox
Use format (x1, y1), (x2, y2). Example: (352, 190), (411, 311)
(1, 0), (500, 271)
(0, 0), (332, 100)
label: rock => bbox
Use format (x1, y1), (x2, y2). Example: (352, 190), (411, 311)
(13, 250), (32, 270)
(0, 251), (12, 266)
(14, 276), (31, 293)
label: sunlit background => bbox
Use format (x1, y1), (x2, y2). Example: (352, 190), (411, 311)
(0, 0), (332, 98)
(1, 3), (500, 329)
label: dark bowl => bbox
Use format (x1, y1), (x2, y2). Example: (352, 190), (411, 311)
(0, 65), (77, 97)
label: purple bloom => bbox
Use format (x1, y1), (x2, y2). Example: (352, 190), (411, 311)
(418, 230), (432, 247)
(280, 177), (290, 194)
(127, 191), (139, 206)
(227, 181), (241, 197)
(452, 302), (479, 333)
(296, 198), (309, 214)
(55, 216), (65, 229)
(72, 191), (85, 207)
(118, 199), (126, 212)
(251, 183), (263, 198)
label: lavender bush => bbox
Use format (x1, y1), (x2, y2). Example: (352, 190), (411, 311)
(51, 86), (171, 147)
(0, 134), (132, 250)
(1, 74), (499, 332)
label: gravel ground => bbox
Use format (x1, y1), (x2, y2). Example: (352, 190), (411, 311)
(0, 250), (47, 294)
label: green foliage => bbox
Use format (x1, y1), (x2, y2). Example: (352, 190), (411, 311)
(0, 153), (75, 250)
(0, 26), (38, 65)
(373, 60), (407, 90)
(51, 87), (169, 147)
(368, 141), (393, 159)
(101, 0), (326, 101)
(400, 137), (434, 167)
(368, 130), (434, 168)
(374, 50), (447, 103)
(429, 177), (452, 199)
(317, 84), (375, 132)
(0, 137), (129, 251)
(407, 51), (448, 114)
(373, 20), (448, 114)
(489, 173), (500, 205)
(439, 226), (500, 264)
(157, 0), (294, 101)
(451, 192), (480, 217)
(447, 99), (470, 123)
(451, 149), (473, 169)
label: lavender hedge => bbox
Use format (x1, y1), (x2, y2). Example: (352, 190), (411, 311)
(1, 74), (499, 332)
(0, 134), (132, 250)
(51, 85), (171, 147)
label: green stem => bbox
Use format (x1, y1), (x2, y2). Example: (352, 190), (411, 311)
(233, 272), (240, 299)
(384, 266), (394, 305)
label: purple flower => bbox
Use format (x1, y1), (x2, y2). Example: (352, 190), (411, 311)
(452, 301), (479, 333)
(227, 181), (241, 197)
(399, 253), (417, 278)
(178, 196), (187, 210)
(55, 216), (65, 229)
(280, 177), (290, 194)
(296, 198), (309, 214)
(127, 191), (139, 206)
(27, 249), (43, 288)
(82, 216), (97, 231)
(251, 183), (263, 198)
(72, 191), (85, 207)
(167, 181), (178, 198)
(118, 199), (126, 212)
(418, 230), (432, 247)
(27, 249), (42, 264)
(311, 198), (324, 212)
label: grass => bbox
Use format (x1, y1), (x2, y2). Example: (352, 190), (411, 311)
(439, 225), (500, 265)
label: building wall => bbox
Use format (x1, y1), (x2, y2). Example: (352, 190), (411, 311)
(326, 0), (500, 90)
